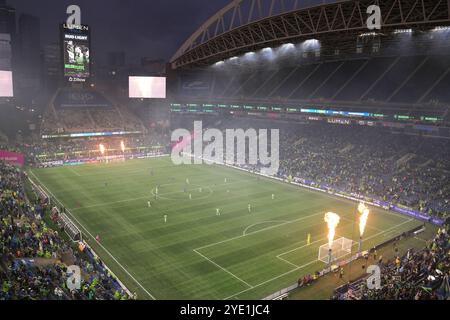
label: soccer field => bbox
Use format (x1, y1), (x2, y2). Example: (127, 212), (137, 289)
(29, 157), (422, 300)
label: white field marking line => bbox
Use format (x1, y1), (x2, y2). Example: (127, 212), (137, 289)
(160, 177), (262, 196)
(224, 259), (319, 300)
(414, 236), (428, 243)
(339, 215), (383, 233)
(152, 179), (249, 195)
(277, 236), (328, 259)
(224, 217), (415, 300)
(71, 195), (151, 211)
(276, 237), (328, 268)
(275, 218), (357, 267)
(193, 249), (253, 288)
(71, 177), (249, 210)
(68, 167), (82, 177)
(192, 212), (323, 290)
(276, 255), (300, 268)
(243, 220), (289, 236)
(204, 160), (406, 221)
(29, 170), (157, 300)
(71, 178), (247, 210)
(279, 217), (414, 262)
(195, 211), (324, 252)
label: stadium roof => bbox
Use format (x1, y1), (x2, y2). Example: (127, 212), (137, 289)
(171, 0), (450, 69)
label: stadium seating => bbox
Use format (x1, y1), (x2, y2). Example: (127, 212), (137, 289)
(0, 161), (132, 300)
(41, 88), (145, 134)
(174, 54), (450, 119)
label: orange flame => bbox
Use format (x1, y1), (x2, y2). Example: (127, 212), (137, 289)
(358, 202), (366, 214)
(324, 212), (340, 249)
(358, 203), (370, 237)
(99, 144), (106, 155)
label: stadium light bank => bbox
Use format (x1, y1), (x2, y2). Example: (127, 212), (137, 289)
(171, 121), (280, 176)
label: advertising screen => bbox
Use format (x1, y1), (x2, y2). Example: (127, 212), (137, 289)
(0, 70), (13, 97)
(129, 76), (166, 99)
(61, 24), (90, 82)
(0, 150), (24, 166)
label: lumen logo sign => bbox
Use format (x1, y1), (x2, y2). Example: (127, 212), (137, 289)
(171, 121), (280, 176)
(367, 5), (382, 30)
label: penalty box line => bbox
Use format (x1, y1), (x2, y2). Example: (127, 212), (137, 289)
(29, 171), (157, 300)
(193, 211), (324, 290)
(193, 249), (253, 289)
(195, 211), (325, 252)
(224, 217), (415, 300)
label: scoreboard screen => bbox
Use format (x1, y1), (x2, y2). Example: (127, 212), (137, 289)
(129, 76), (166, 99)
(61, 24), (91, 83)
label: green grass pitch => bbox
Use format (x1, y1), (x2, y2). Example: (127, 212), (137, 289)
(29, 157), (422, 300)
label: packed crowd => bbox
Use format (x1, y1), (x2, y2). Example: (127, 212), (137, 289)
(333, 226), (450, 300)
(0, 161), (132, 300)
(277, 123), (449, 219)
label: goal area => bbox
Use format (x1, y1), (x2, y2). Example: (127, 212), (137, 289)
(318, 237), (355, 264)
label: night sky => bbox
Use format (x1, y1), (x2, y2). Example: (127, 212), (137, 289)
(8, 0), (323, 64)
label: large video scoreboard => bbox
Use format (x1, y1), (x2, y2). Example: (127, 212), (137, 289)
(61, 24), (91, 83)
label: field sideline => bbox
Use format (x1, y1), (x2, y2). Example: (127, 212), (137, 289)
(30, 157), (423, 300)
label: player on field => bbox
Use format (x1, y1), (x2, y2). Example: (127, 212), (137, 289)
(248, 204), (252, 213)
(216, 208), (221, 216)
(189, 193), (192, 200)
(164, 214), (168, 223)
(272, 194), (275, 200)
(148, 201), (152, 208)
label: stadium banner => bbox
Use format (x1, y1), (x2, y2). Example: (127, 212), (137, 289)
(0, 150), (25, 166)
(38, 153), (168, 168)
(391, 205), (443, 225)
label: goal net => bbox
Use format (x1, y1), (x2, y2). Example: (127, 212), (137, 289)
(318, 237), (354, 264)
(55, 209), (82, 242)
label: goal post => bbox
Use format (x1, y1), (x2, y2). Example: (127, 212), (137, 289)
(318, 237), (354, 264)
(53, 207), (82, 242)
